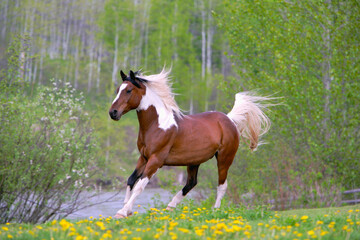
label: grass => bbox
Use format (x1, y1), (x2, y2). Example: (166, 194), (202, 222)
(0, 203), (359, 240)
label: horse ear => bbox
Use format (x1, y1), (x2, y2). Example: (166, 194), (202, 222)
(120, 70), (127, 81)
(129, 70), (136, 80)
(129, 70), (141, 88)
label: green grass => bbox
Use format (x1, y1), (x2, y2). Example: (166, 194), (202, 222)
(1, 204), (359, 240)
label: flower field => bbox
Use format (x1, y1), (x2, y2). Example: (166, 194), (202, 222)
(1, 204), (359, 240)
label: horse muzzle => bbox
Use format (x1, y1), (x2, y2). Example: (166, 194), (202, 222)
(109, 109), (122, 121)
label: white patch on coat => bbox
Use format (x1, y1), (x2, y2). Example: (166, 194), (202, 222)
(112, 83), (128, 104)
(214, 180), (227, 208)
(167, 191), (185, 208)
(137, 86), (177, 130)
(117, 177), (149, 216)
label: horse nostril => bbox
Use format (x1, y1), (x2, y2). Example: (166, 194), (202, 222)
(113, 109), (118, 114)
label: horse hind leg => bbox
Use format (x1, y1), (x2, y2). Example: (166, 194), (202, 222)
(166, 165), (199, 210)
(214, 148), (236, 208)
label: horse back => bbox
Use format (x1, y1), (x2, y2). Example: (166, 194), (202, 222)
(165, 111), (239, 166)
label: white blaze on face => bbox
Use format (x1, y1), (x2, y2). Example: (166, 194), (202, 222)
(112, 83), (128, 104)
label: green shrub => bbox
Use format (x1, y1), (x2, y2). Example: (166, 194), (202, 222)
(0, 80), (101, 223)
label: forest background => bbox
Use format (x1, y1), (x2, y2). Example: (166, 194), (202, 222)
(0, 0), (359, 222)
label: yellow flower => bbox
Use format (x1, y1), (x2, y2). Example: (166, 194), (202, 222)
(154, 233), (160, 239)
(258, 223), (264, 226)
(232, 225), (242, 231)
(320, 230), (329, 236)
(178, 228), (190, 233)
(348, 210), (353, 213)
(307, 230), (315, 235)
(59, 219), (71, 231)
(7, 234), (13, 239)
(102, 230), (112, 239)
(75, 235), (87, 240)
(300, 215), (309, 220)
(245, 224), (252, 230)
(214, 230), (223, 235)
(316, 221), (323, 225)
(2, 227), (9, 231)
(244, 231), (251, 236)
(96, 221), (106, 230)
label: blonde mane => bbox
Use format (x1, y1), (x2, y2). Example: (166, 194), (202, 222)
(138, 69), (182, 118)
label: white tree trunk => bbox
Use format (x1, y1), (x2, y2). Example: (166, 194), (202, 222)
(201, 4), (206, 79)
(1, 0), (9, 39)
(112, 29), (119, 85)
(96, 43), (103, 93)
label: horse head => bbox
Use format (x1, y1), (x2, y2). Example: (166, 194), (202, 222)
(109, 70), (147, 121)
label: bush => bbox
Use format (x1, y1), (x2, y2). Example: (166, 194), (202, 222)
(0, 80), (101, 223)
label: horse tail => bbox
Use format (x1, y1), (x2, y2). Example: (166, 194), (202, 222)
(227, 92), (271, 151)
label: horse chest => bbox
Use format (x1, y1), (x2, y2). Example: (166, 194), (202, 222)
(137, 128), (176, 160)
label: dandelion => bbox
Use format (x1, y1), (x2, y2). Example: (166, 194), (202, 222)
(7, 234), (13, 239)
(307, 230), (315, 235)
(59, 219), (71, 231)
(178, 228), (190, 233)
(300, 215), (309, 220)
(320, 230), (329, 236)
(95, 221), (106, 230)
(316, 220), (323, 225)
(2, 227), (9, 231)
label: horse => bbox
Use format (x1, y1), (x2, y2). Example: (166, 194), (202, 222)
(109, 69), (271, 218)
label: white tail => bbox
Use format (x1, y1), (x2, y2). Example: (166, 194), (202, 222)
(227, 92), (271, 151)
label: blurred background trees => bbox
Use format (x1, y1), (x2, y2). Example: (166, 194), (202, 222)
(0, 0), (359, 211)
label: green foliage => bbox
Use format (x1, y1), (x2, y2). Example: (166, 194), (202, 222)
(0, 79), (101, 223)
(216, 0), (360, 205)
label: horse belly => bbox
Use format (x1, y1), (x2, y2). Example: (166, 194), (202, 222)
(165, 125), (220, 166)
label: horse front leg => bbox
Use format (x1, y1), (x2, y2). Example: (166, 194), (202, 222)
(123, 156), (146, 206)
(115, 155), (162, 218)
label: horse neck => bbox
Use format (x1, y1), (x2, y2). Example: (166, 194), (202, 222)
(136, 106), (160, 131)
(136, 88), (177, 131)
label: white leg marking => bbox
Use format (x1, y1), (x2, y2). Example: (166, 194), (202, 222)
(112, 83), (128, 104)
(117, 177), (149, 216)
(214, 180), (228, 208)
(124, 185), (132, 204)
(167, 191), (185, 208)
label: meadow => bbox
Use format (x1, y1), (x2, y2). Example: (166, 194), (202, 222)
(1, 203), (359, 240)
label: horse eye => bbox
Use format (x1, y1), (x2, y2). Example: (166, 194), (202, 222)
(126, 89), (132, 94)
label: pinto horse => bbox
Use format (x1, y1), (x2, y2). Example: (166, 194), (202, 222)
(109, 69), (270, 218)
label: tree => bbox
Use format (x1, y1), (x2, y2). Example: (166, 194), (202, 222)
(218, 0), (360, 199)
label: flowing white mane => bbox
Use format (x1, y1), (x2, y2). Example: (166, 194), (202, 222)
(138, 69), (182, 118)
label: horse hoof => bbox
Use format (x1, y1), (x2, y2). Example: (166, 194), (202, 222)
(114, 213), (127, 219)
(166, 206), (174, 211)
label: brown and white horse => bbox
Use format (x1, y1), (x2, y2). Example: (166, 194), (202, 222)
(109, 69), (270, 218)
